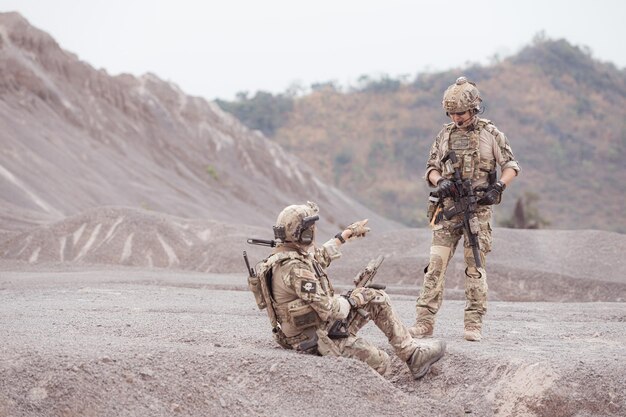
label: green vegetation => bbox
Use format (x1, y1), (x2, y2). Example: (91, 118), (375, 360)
(215, 91), (293, 137)
(216, 37), (626, 233)
(205, 165), (219, 181)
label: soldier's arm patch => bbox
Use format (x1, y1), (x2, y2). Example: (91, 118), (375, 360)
(292, 267), (324, 302)
(300, 280), (317, 294)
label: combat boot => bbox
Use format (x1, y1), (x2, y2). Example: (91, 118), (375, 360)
(407, 339), (446, 380)
(464, 325), (482, 341)
(408, 321), (433, 338)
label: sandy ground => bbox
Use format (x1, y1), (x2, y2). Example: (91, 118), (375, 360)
(1, 263), (624, 417)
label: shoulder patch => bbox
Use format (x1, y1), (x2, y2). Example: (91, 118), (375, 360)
(300, 280), (317, 294)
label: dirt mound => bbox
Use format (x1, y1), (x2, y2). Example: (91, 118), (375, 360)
(0, 267), (624, 417)
(2, 206), (625, 303)
(333, 228), (626, 302)
(0, 206), (264, 272)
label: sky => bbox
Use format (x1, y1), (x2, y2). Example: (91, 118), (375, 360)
(1, 0), (625, 101)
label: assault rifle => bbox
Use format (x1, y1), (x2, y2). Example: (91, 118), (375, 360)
(296, 255), (385, 351)
(326, 255), (386, 339)
(435, 151), (483, 269)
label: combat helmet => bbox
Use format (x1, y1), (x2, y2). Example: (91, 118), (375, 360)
(442, 76), (482, 114)
(273, 201), (320, 246)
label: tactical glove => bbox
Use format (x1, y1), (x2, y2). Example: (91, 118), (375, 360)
(478, 181), (506, 205)
(348, 287), (377, 308)
(334, 295), (351, 320)
(436, 178), (457, 198)
(346, 219), (370, 239)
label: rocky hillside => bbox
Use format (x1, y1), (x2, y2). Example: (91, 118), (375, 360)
(0, 12), (400, 240)
(218, 38), (626, 233)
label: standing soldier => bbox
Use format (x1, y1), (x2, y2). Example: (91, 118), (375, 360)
(253, 201), (445, 379)
(410, 77), (521, 342)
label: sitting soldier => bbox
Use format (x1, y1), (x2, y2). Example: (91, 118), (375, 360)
(252, 201), (445, 379)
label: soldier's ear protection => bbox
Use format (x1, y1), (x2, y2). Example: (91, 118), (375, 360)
(296, 214), (319, 245)
(274, 214), (319, 244)
(299, 225), (315, 245)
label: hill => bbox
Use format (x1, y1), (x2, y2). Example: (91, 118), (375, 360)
(217, 37), (626, 233)
(0, 12), (399, 238)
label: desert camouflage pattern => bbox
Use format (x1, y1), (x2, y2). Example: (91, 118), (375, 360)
(317, 288), (419, 375)
(275, 201), (319, 243)
(348, 286), (377, 307)
(346, 219), (370, 238)
(271, 243), (420, 375)
(425, 118), (521, 189)
(271, 241), (340, 337)
(442, 76), (482, 113)
(416, 205), (492, 328)
(417, 113), (520, 331)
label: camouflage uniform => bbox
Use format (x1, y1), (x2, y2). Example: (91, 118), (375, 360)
(414, 77), (521, 339)
(263, 202), (445, 377)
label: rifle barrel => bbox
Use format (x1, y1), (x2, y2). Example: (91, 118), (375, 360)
(247, 238), (277, 247)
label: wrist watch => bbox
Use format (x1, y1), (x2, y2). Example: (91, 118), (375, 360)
(334, 232), (346, 244)
(495, 180), (506, 191)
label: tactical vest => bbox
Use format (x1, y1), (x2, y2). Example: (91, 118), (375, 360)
(249, 250), (328, 344)
(440, 118), (497, 184)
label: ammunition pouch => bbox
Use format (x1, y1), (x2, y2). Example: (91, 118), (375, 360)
(285, 299), (320, 329)
(427, 193), (444, 227)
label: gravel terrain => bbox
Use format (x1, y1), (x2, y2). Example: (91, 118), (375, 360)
(1, 263), (624, 417)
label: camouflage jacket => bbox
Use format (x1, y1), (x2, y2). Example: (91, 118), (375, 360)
(270, 238), (345, 337)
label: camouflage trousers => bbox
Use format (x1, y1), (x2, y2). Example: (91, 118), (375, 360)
(416, 205), (492, 329)
(316, 289), (418, 375)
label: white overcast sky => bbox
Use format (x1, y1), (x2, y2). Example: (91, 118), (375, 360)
(1, 0), (624, 100)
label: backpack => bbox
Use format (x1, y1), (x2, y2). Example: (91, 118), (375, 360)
(247, 252), (301, 345)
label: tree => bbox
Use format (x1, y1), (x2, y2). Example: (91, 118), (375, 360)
(500, 192), (550, 229)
